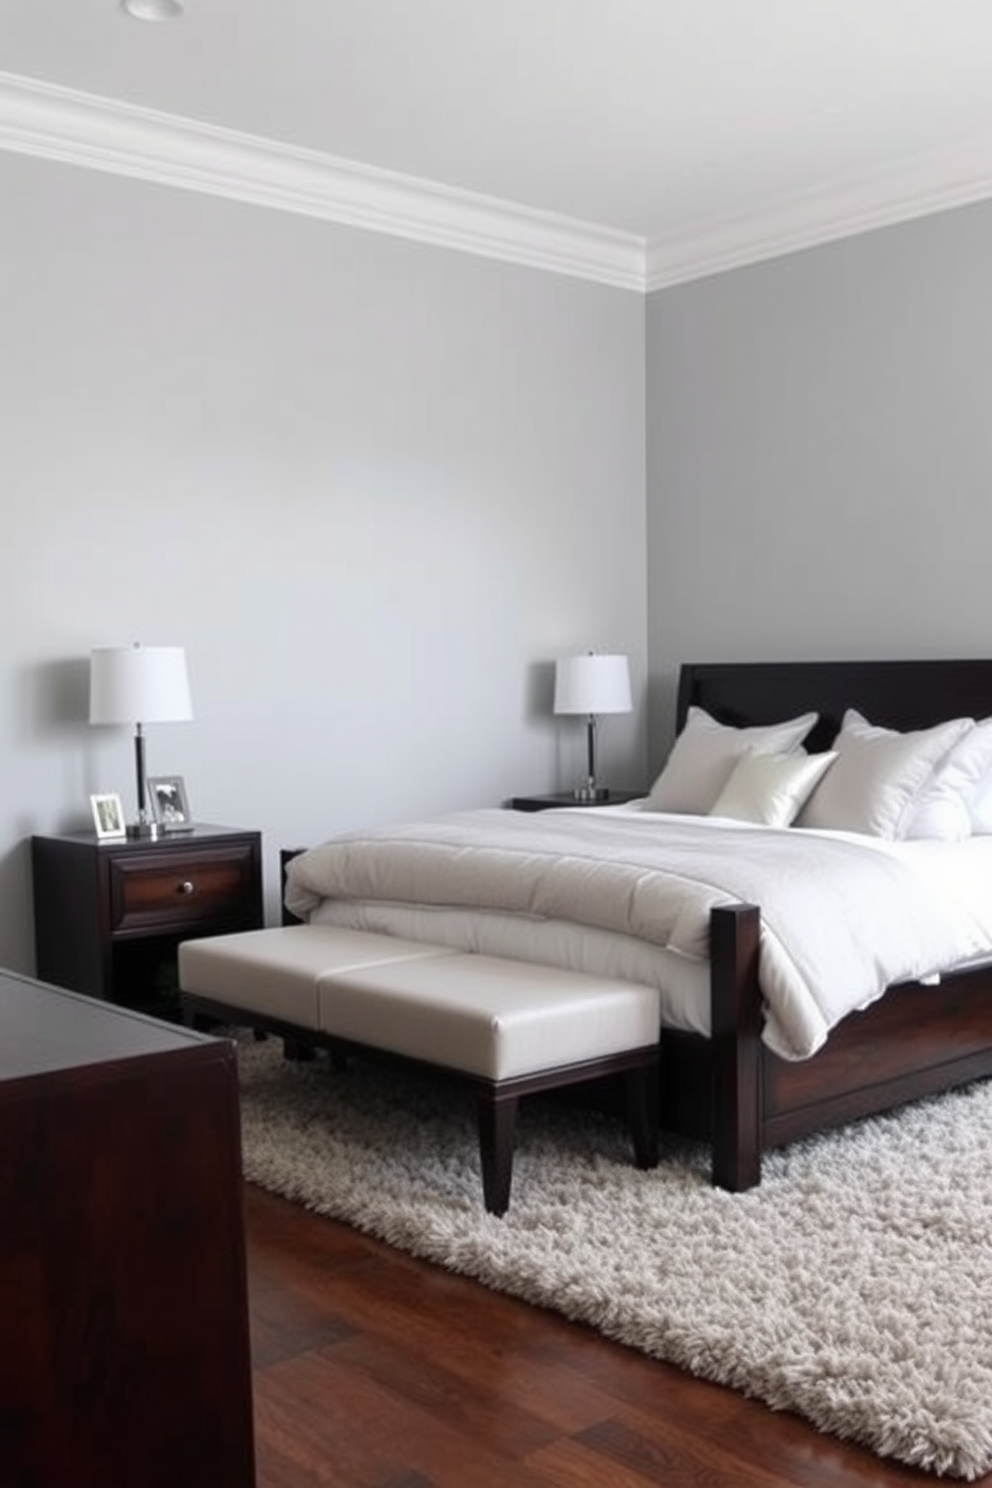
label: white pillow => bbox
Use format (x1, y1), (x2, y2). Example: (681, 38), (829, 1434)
(798, 709), (973, 839)
(645, 706), (818, 815)
(904, 716), (992, 840)
(709, 748), (838, 828)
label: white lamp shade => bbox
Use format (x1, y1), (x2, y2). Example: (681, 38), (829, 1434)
(554, 653), (632, 716)
(89, 645), (193, 725)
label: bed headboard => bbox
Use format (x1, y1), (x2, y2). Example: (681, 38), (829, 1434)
(677, 660), (992, 753)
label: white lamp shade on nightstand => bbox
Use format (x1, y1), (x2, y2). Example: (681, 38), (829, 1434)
(554, 653), (632, 717)
(89, 645), (193, 725)
(89, 644), (193, 839)
(553, 652), (632, 802)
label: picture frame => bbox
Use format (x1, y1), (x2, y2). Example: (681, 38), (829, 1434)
(147, 775), (193, 832)
(91, 792), (126, 840)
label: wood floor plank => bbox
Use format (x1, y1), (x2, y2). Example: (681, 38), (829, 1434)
(325, 1331), (565, 1459)
(525, 1435), (687, 1488)
(256, 1349), (573, 1488)
(315, 1272), (624, 1436)
(569, 1412), (923, 1488)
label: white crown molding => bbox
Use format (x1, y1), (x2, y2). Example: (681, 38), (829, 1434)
(645, 144), (992, 292)
(0, 71), (645, 291)
(4, 70), (992, 297)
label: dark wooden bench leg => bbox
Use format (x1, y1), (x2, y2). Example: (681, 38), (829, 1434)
(625, 1058), (660, 1169)
(283, 1036), (315, 1062)
(477, 1092), (518, 1216)
(181, 1003), (216, 1034)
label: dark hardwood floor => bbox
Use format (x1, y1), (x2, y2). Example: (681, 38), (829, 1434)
(245, 1183), (966, 1488)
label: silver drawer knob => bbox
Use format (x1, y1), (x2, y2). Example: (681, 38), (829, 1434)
(178, 880), (194, 895)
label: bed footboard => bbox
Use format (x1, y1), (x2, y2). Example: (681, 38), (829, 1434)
(699, 903), (992, 1192)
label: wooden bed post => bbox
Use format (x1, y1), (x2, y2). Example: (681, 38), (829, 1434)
(710, 904), (763, 1192)
(280, 847), (307, 926)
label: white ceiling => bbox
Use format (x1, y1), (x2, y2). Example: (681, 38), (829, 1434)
(5, 0), (992, 288)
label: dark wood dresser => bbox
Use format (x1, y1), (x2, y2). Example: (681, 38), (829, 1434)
(0, 969), (255, 1488)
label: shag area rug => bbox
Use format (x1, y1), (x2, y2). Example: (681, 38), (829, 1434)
(237, 1038), (992, 1480)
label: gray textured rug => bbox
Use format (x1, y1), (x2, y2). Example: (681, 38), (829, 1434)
(237, 1038), (992, 1479)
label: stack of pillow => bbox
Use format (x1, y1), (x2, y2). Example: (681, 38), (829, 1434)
(643, 704), (992, 839)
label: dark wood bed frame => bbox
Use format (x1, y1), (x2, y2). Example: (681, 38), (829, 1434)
(671, 658), (992, 1191)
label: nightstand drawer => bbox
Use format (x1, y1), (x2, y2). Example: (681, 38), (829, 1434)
(109, 844), (258, 934)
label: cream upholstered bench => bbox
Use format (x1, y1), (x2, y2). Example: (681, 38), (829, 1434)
(178, 925), (661, 1215)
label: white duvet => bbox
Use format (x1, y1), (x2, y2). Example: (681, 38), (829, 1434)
(284, 806), (992, 1061)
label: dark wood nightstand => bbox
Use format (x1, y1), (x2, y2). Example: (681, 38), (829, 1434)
(31, 824), (263, 1019)
(508, 790), (645, 812)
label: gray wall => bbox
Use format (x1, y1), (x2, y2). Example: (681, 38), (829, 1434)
(646, 199), (992, 761)
(1, 150), (647, 971)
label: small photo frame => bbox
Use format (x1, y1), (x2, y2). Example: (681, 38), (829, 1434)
(148, 775), (193, 831)
(91, 792), (126, 840)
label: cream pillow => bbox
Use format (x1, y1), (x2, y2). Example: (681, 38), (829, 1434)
(645, 706), (818, 815)
(709, 749), (838, 828)
(798, 709), (973, 838)
(905, 716), (992, 840)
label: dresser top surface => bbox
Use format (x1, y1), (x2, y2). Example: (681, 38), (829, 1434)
(0, 968), (220, 1083)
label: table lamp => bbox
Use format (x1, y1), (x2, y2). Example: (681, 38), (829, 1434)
(553, 652), (632, 801)
(89, 644), (193, 838)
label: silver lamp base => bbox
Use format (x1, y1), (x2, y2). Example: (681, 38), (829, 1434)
(572, 784), (609, 802)
(127, 818), (160, 841)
